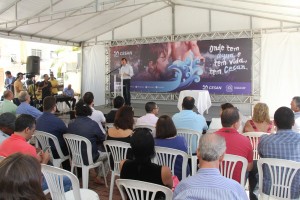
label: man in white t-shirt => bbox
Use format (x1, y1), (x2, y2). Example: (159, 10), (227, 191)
(83, 92), (106, 134)
(136, 102), (159, 127)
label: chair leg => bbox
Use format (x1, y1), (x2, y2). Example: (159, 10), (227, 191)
(101, 162), (108, 187)
(191, 156), (197, 175)
(109, 172), (115, 200)
(82, 167), (89, 189)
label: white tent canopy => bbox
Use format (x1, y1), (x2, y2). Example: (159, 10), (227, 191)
(0, 0), (300, 112)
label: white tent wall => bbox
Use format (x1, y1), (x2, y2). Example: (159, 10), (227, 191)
(83, 5), (300, 108)
(82, 44), (106, 106)
(261, 32), (300, 116)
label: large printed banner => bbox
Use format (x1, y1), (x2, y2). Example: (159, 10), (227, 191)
(110, 38), (252, 94)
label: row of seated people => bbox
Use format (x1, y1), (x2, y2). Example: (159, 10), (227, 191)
(0, 93), (299, 199)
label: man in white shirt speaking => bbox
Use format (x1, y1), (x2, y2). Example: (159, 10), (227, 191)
(119, 58), (134, 106)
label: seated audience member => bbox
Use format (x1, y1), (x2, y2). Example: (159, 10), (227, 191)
(83, 92), (106, 134)
(0, 113), (16, 144)
(105, 96), (124, 123)
(0, 90), (17, 114)
(258, 107), (300, 199)
(155, 115), (190, 180)
(107, 105), (134, 170)
(68, 100), (107, 180)
(16, 91), (42, 119)
(0, 153), (47, 200)
(0, 114), (71, 192)
(291, 96), (300, 133)
(63, 84), (76, 110)
(243, 102), (274, 200)
(136, 102), (159, 127)
(173, 133), (248, 200)
(120, 128), (173, 194)
(243, 103), (274, 133)
(172, 96), (207, 153)
(215, 107), (253, 183)
(36, 96), (69, 159)
(208, 103), (247, 133)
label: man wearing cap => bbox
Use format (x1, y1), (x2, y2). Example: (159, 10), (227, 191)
(0, 112), (16, 144)
(13, 72), (25, 106)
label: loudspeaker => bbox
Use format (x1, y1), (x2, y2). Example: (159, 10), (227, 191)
(26, 56), (40, 75)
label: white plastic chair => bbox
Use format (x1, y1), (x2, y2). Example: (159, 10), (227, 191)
(103, 140), (131, 200)
(134, 125), (156, 137)
(116, 179), (173, 200)
(257, 158), (300, 200)
(220, 154), (248, 186)
(243, 132), (267, 160)
(63, 134), (108, 188)
(41, 164), (99, 200)
(34, 130), (70, 168)
(177, 128), (202, 175)
(154, 146), (188, 179)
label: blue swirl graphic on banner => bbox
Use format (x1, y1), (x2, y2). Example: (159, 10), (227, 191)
(132, 52), (203, 92)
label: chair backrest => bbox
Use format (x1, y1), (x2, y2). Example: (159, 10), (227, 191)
(154, 146), (188, 179)
(176, 128), (202, 155)
(243, 132), (267, 160)
(257, 158), (300, 199)
(134, 125), (156, 137)
(63, 134), (94, 166)
(34, 130), (65, 162)
(116, 179), (173, 200)
(41, 164), (81, 200)
(103, 140), (131, 174)
(220, 154), (248, 186)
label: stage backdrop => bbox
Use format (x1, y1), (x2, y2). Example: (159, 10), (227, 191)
(110, 38), (252, 95)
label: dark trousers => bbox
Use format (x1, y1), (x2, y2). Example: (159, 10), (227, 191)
(65, 97), (76, 110)
(249, 160), (258, 200)
(13, 98), (20, 106)
(123, 79), (131, 106)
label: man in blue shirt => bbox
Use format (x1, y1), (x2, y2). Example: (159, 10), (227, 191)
(16, 91), (42, 119)
(174, 133), (248, 200)
(36, 96), (69, 161)
(63, 84), (76, 110)
(258, 106), (300, 199)
(172, 96), (208, 152)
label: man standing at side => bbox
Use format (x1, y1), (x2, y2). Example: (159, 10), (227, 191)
(119, 58), (134, 106)
(0, 90), (17, 115)
(13, 72), (25, 106)
(136, 102), (159, 127)
(291, 96), (300, 133)
(214, 107), (253, 184)
(4, 71), (15, 93)
(36, 96), (69, 161)
(258, 106), (300, 199)
(174, 133), (248, 200)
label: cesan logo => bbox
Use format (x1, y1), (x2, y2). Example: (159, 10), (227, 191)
(114, 51), (132, 57)
(226, 84), (234, 92)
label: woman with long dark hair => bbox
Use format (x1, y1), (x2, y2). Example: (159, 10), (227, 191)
(0, 153), (46, 200)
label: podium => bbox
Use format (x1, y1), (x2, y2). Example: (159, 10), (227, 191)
(113, 74), (123, 98)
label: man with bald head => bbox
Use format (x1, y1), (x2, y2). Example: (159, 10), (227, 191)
(63, 84), (76, 110)
(0, 90), (17, 114)
(174, 133), (248, 200)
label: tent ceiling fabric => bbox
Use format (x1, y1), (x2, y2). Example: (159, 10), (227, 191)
(0, 0), (300, 45)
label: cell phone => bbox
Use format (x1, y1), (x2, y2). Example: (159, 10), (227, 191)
(43, 146), (51, 153)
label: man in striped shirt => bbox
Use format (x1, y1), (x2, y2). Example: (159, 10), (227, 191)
(174, 133), (248, 200)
